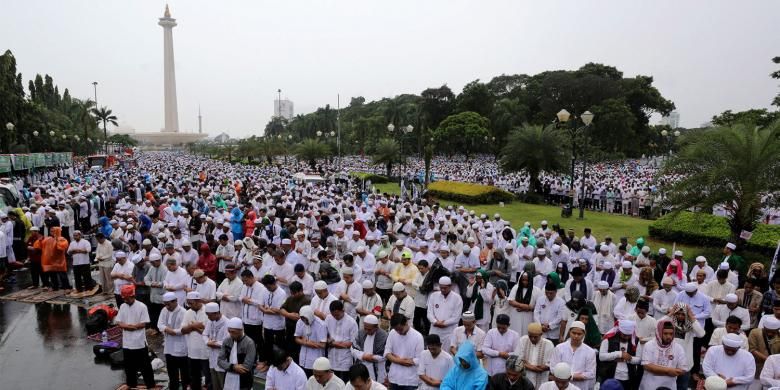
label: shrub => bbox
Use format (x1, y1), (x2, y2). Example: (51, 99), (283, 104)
(350, 172), (389, 183)
(649, 212), (780, 256)
(426, 181), (515, 204)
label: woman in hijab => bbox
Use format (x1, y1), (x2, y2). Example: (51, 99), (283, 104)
(244, 209), (257, 238)
(555, 262), (570, 285)
(466, 269), (494, 331)
(664, 258), (686, 293)
(664, 302), (705, 381)
(491, 280), (512, 328)
(440, 341), (489, 390)
(748, 262), (769, 292)
(229, 206), (244, 240)
(600, 261), (618, 288)
(547, 271), (565, 299)
(507, 264), (541, 338)
(98, 216), (113, 238)
(318, 262), (341, 295)
(637, 266), (659, 304)
(562, 290), (598, 340)
(198, 243), (217, 280)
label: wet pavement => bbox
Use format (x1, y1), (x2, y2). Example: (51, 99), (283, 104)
(0, 299), (125, 389)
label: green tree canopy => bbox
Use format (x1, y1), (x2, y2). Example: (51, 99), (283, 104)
(711, 109), (780, 128)
(500, 125), (570, 193)
(294, 139), (330, 169)
(371, 138), (402, 177)
(661, 121), (780, 239)
(432, 111), (490, 156)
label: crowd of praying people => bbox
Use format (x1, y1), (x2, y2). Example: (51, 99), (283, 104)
(0, 151), (779, 390)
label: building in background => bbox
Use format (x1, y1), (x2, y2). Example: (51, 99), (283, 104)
(660, 111), (680, 128)
(274, 98), (294, 120)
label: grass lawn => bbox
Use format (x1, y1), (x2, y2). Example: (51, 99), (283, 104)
(370, 183), (761, 265)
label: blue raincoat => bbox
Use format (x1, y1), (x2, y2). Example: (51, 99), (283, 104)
(439, 340), (488, 390)
(230, 207), (244, 238)
(98, 216), (113, 238)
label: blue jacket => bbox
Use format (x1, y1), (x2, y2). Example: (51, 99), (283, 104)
(230, 207), (244, 235)
(440, 340), (488, 390)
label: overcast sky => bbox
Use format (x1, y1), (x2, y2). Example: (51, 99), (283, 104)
(2, 1), (778, 138)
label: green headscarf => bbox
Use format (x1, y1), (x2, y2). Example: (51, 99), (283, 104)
(548, 272), (564, 289)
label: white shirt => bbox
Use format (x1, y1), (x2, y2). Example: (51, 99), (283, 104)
(183, 307), (209, 359)
(712, 304), (751, 331)
(259, 287), (287, 330)
(426, 291), (463, 334)
(116, 300), (149, 349)
(450, 325), (486, 354)
(538, 382), (581, 390)
(194, 277), (217, 301)
(639, 339), (688, 390)
(157, 305), (188, 357)
(111, 261), (135, 295)
(291, 272), (314, 297)
(68, 239), (91, 266)
(215, 276), (243, 318)
(294, 317), (327, 369)
(266, 360), (307, 390)
(534, 295), (565, 340)
(333, 280), (363, 318)
(325, 314), (359, 371)
(651, 288), (678, 319)
(417, 350), (454, 390)
(203, 316), (228, 371)
(240, 281), (265, 326)
(702, 345), (755, 390)
(550, 341), (597, 390)
(760, 354), (780, 388)
(344, 380), (387, 390)
(384, 327), (424, 386)
(163, 266), (190, 306)
(599, 338), (641, 380)
(310, 293), (337, 319)
(386, 294), (416, 323)
(482, 328), (520, 375)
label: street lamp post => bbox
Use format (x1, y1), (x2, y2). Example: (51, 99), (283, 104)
(556, 109), (594, 219)
(388, 123), (413, 177)
(5, 122), (14, 153)
(661, 129), (681, 160)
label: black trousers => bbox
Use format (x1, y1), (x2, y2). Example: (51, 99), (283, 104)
(115, 294), (125, 307)
(376, 288), (392, 308)
(244, 324), (264, 359)
(263, 327), (286, 363)
(414, 307), (430, 335)
(166, 354), (190, 390)
(188, 357), (210, 390)
(123, 347), (155, 388)
(73, 264), (96, 291)
(30, 261), (45, 288)
(285, 323), (301, 363)
(148, 302), (163, 330)
(48, 271), (71, 290)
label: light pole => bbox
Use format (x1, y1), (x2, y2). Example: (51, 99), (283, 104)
(661, 129), (680, 159)
(556, 109), (594, 219)
(277, 89), (282, 118)
(5, 122), (14, 153)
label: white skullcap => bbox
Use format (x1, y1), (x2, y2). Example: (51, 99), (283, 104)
(641, 246), (651, 253)
(597, 281), (609, 289)
(364, 315), (379, 325)
(578, 258), (587, 264)
(186, 291), (201, 300)
(395, 240), (404, 246)
(313, 280), (328, 290)
(719, 262), (730, 270)
(312, 357), (331, 371)
(764, 316), (780, 330)
(724, 293), (738, 303)
(600, 245), (609, 252)
(142, 239), (152, 246)
(537, 248), (546, 255)
(205, 302), (220, 313)
(149, 253), (162, 261)
(674, 250), (683, 257)
(603, 261), (613, 269)
(661, 276), (674, 285)
(551, 362), (572, 379)
(622, 261), (632, 269)
(618, 320), (636, 334)
(466, 237), (475, 243)
(362, 280), (374, 289)
(570, 321), (585, 331)
(226, 317), (244, 329)
(541, 220), (548, 225)
(182, 240), (191, 246)
(485, 237), (494, 243)
(462, 247), (471, 254)
(552, 244), (561, 252)
(355, 245), (366, 252)
(725, 242), (736, 250)
(722, 333), (743, 348)
(281, 238), (291, 245)
(439, 276), (452, 286)
(163, 292), (177, 302)
(684, 282), (698, 292)
(504, 244), (513, 250)
(115, 251), (127, 258)
(704, 376), (727, 390)
(441, 245), (451, 252)
(659, 248), (667, 255)
(341, 266), (354, 275)
(696, 256), (706, 263)
(392, 282), (405, 292)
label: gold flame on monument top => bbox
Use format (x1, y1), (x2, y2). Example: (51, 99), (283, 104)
(164, 4), (171, 18)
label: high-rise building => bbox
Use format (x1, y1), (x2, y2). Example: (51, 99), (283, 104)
(274, 99), (294, 121)
(660, 111), (680, 129)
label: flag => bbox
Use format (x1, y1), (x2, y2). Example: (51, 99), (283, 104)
(739, 230), (753, 240)
(770, 241), (780, 281)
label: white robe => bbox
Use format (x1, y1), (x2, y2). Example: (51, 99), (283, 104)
(639, 339), (688, 390)
(702, 346), (755, 390)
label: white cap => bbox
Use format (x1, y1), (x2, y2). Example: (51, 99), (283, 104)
(205, 302), (220, 313)
(719, 262), (730, 270)
(764, 316), (780, 330)
(364, 315), (379, 325)
(314, 280), (327, 290)
(395, 240), (404, 246)
(603, 261), (613, 269)
(392, 282), (405, 292)
(618, 320), (636, 334)
(182, 240), (191, 247)
(724, 293), (738, 303)
(115, 251), (127, 258)
(355, 245), (366, 253)
(722, 333), (743, 348)
(536, 248), (546, 255)
(659, 248), (667, 255)
(541, 220), (548, 225)
(696, 256), (706, 263)
(597, 281), (609, 289)
(361, 280), (374, 289)
(163, 292), (177, 302)
(622, 261), (632, 269)
(704, 376), (728, 390)
(186, 291), (201, 300)
(726, 242), (736, 250)
(684, 282), (698, 292)
(226, 317), (244, 329)
(570, 321), (585, 331)
(142, 239), (152, 246)
(674, 250), (683, 257)
(551, 362), (572, 379)
(552, 244), (561, 253)
(342, 267), (354, 275)
(281, 238), (291, 245)
(312, 357), (331, 371)
(439, 276), (452, 285)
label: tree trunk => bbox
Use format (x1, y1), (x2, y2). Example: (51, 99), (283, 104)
(424, 146), (432, 187)
(386, 162), (392, 178)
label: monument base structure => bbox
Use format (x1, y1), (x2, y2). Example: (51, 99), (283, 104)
(128, 131), (207, 146)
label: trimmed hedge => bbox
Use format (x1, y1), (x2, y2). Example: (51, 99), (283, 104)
(427, 181), (515, 204)
(350, 172), (390, 183)
(649, 212), (780, 256)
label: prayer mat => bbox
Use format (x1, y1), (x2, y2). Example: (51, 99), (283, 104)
(20, 289), (66, 303)
(0, 288), (42, 301)
(87, 325), (123, 344)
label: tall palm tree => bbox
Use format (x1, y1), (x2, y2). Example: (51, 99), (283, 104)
(661, 121), (780, 239)
(500, 125), (570, 194)
(371, 138), (402, 177)
(294, 139), (330, 169)
(91, 106), (118, 142)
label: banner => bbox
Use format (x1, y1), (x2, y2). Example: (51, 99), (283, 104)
(769, 240), (780, 281)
